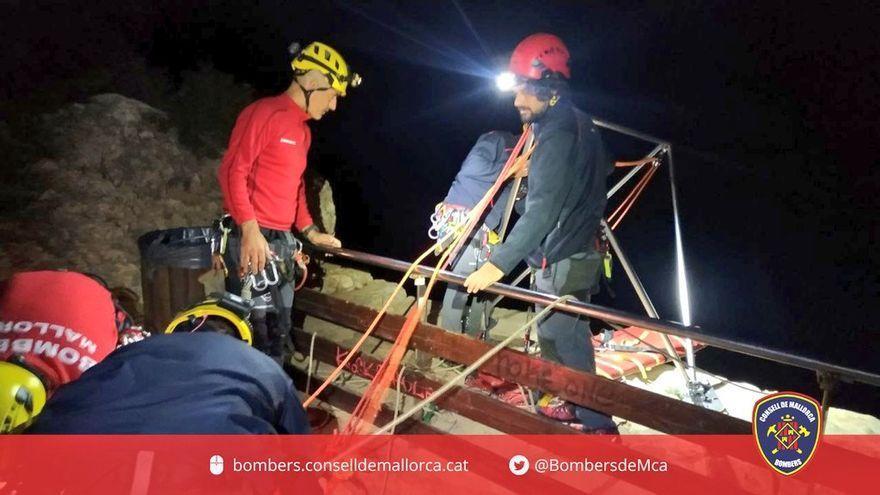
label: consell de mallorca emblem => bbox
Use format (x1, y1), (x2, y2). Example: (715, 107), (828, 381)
(752, 391), (822, 475)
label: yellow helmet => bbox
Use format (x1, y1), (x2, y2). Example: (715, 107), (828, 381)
(291, 41), (362, 96)
(164, 293), (254, 345)
(0, 361), (47, 433)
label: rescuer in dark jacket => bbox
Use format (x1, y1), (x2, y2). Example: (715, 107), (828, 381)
(432, 130), (517, 336)
(27, 332), (309, 434)
(464, 33), (616, 432)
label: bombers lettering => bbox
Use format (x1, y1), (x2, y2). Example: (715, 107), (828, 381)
(774, 459), (803, 469)
(0, 320), (102, 374)
(0, 338), (100, 372)
(0, 339), (98, 371)
(0, 320), (99, 354)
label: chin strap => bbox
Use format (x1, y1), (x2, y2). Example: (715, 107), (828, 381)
(295, 73), (335, 116)
(296, 82), (315, 115)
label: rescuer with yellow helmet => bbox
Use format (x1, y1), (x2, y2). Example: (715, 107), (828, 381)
(290, 41), (362, 104)
(1, 271), (123, 432)
(217, 40), (359, 363)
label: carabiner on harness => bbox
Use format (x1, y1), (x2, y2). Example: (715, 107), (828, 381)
(247, 256), (282, 292)
(428, 203), (470, 254)
(211, 214), (234, 255)
(211, 215), (234, 277)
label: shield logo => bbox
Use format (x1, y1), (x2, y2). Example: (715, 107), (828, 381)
(753, 391), (822, 475)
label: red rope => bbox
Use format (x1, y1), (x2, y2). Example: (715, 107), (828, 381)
(294, 253), (310, 291)
(443, 129), (532, 269)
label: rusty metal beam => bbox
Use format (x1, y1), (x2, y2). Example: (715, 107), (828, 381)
(291, 330), (577, 435)
(295, 290), (751, 434)
(289, 367), (593, 494)
(287, 333), (722, 495)
(311, 246), (880, 388)
(288, 366), (439, 434)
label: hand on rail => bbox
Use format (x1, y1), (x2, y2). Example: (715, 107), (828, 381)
(463, 262), (504, 294)
(307, 230), (342, 249)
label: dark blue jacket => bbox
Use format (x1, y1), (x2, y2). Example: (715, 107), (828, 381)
(27, 332), (309, 434)
(444, 131), (517, 230)
(490, 102), (612, 273)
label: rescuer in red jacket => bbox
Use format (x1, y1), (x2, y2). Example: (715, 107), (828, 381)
(217, 41), (361, 362)
(0, 270), (127, 432)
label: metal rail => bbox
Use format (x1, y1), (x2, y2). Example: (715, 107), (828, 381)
(312, 245), (880, 388)
(592, 118), (668, 146)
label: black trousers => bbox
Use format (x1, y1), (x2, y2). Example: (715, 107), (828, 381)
(533, 250), (616, 431)
(223, 228), (298, 360)
(439, 232), (489, 337)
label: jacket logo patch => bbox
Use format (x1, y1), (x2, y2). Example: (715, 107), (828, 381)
(280, 138), (297, 145)
(753, 391), (822, 476)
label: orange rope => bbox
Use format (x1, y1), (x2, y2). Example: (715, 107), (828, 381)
(340, 239), (456, 435)
(294, 254), (310, 291)
(442, 130), (533, 270)
(610, 166), (656, 230)
(301, 245), (437, 408)
(336, 129), (534, 437)
(341, 305), (422, 435)
(615, 157), (659, 168)
(608, 162), (659, 230)
(608, 168), (649, 225)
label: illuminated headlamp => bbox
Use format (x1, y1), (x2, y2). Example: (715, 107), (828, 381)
(495, 71), (517, 92)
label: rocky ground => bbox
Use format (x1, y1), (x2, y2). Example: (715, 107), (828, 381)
(0, 93), (333, 299)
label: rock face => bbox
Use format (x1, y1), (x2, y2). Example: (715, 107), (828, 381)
(305, 172), (336, 236)
(0, 93), (336, 295)
(320, 262), (412, 315)
(0, 94), (222, 292)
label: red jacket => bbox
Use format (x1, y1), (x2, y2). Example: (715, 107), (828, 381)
(218, 94), (315, 231)
(0, 271), (119, 390)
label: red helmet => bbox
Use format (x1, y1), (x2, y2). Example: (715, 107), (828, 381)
(509, 33), (571, 80)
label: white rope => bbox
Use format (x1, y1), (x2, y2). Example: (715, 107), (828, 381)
(305, 331), (318, 396)
(391, 365), (407, 434)
(519, 384), (537, 414)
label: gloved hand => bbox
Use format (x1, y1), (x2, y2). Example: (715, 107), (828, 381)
(463, 262), (504, 294)
(306, 229), (342, 248)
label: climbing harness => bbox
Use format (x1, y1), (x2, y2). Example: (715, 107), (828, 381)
(211, 214), (310, 296)
(428, 203), (501, 265)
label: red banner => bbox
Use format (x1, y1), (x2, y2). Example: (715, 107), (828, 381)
(1, 435), (876, 494)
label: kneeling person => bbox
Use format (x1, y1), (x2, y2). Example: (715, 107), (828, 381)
(27, 331), (309, 434)
(1, 271), (125, 432)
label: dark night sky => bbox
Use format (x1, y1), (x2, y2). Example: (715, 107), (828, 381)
(3, 1), (878, 408)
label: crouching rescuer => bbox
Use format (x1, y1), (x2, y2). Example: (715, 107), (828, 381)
(216, 41), (360, 362)
(16, 277), (308, 434)
(0, 271), (130, 432)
